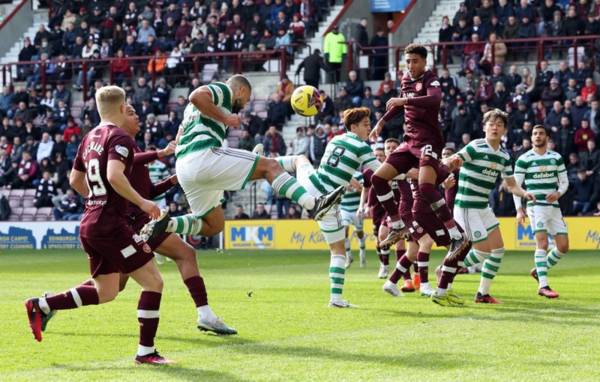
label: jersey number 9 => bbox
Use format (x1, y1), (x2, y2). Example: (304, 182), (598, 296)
(86, 158), (107, 197)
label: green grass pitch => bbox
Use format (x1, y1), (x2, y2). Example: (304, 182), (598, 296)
(1, 248), (600, 381)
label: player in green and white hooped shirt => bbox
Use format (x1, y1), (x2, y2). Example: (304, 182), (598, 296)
(513, 125), (569, 299)
(341, 171), (367, 269)
(141, 75), (345, 243)
(276, 108), (380, 308)
(443, 109), (535, 305)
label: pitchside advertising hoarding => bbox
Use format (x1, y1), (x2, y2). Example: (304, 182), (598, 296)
(224, 218), (600, 251)
(1, 218), (599, 250)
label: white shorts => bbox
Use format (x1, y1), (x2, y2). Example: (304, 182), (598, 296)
(296, 163), (345, 244)
(526, 205), (568, 236)
(340, 209), (364, 231)
(176, 147), (259, 216)
(454, 206), (499, 243)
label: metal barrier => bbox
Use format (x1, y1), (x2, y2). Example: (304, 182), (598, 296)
(348, 35), (600, 78)
(1, 43), (312, 100)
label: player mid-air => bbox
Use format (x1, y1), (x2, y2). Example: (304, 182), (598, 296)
(141, 75), (344, 244)
(369, 43), (468, 259)
(444, 109), (535, 303)
(513, 125), (569, 298)
(25, 86), (172, 365)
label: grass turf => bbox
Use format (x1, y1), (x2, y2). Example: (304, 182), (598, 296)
(1, 248), (599, 381)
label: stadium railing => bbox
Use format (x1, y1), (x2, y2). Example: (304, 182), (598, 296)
(347, 35), (600, 76)
(1, 43), (311, 100)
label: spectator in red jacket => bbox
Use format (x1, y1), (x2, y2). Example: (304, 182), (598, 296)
(581, 77), (597, 102)
(110, 49), (132, 85)
(574, 119), (596, 152)
(63, 118), (81, 143)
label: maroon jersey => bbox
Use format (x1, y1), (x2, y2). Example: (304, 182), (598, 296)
(127, 149), (173, 223)
(127, 148), (174, 249)
(383, 70), (444, 152)
(73, 123), (136, 238)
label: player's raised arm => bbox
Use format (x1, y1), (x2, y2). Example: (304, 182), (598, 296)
(189, 86), (235, 126)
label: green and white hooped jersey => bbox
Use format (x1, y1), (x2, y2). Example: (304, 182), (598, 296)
(310, 132), (378, 194)
(176, 82), (232, 160)
(456, 138), (513, 209)
(340, 171), (364, 213)
(148, 159), (169, 200)
(514, 149), (566, 208)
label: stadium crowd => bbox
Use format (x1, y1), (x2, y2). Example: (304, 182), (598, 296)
(2, 0), (600, 221)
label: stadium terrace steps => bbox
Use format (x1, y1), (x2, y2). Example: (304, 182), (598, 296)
(413, 0), (464, 45)
(0, 9), (48, 85)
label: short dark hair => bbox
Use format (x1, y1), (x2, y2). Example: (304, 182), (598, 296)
(532, 124), (549, 135)
(482, 109), (508, 127)
(342, 107), (370, 129)
(404, 43), (428, 58)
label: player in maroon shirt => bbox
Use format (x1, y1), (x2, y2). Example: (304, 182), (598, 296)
(41, 105), (237, 335)
(123, 105), (236, 334)
(24, 86), (172, 365)
(369, 43), (468, 260)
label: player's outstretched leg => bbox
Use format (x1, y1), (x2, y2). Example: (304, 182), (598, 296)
(431, 241), (472, 307)
(377, 246), (390, 279)
(157, 234), (236, 335)
(329, 252), (354, 308)
(25, 279), (104, 342)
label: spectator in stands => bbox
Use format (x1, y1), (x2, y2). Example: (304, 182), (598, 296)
(541, 77), (565, 110)
(333, 87), (353, 115)
(584, 99), (600, 135)
(503, 15), (520, 40)
(480, 33), (507, 74)
(438, 16), (454, 62)
(345, 70), (364, 106)
(0, 147), (10, 186)
(12, 151), (37, 189)
(290, 126), (309, 156)
(252, 203), (271, 219)
(234, 204), (250, 219)
(450, 105), (473, 145)
(580, 140), (600, 176)
(52, 189), (82, 221)
(274, 27), (292, 55)
(238, 129), (256, 152)
(285, 205), (302, 219)
(571, 96), (589, 129)
(491, 81), (509, 109)
(572, 168), (594, 215)
(263, 125), (286, 156)
(574, 119), (596, 152)
(110, 49), (132, 85)
(266, 93), (288, 128)
(496, 0), (514, 24)
(554, 115), (575, 157)
(369, 29), (387, 80)
(34, 170), (57, 208)
(563, 5), (584, 36)
(491, 180), (517, 216)
(36, 133), (54, 163)
(133, 77), (152, 108)
(475, 76), (494, 104)
(564, 78), (580, 101)
(463, 33), (484, 72)
(308, 125), (327, 165)
(581, 78), (597, 102)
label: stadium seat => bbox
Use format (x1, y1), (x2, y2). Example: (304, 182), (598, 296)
(22, 199), (35, 208)
(24, 189), (36, 197)
(202, 64), (219, 83)
(8, 199), (21, 208)
(8, 207), (23, 221)
(36, 207), (53, 219)
(9, 189), (24, 198)
(21, 207), (38, 221)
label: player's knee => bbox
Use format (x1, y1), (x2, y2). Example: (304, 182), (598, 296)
(148, 273), (164, 292)
(558, 241), (569, 253)
(204, 221), (224, 236)
(98, 286), (119, 303)
(371, 174), (388, 190)
(118, 275), (129, 292)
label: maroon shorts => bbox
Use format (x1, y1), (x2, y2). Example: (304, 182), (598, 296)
(412, 211), (451, 247)
(371, 204), (387, 236)
(80, 227), (154, 278)
(387, 142), (445, 178)
(131, 213), (170, 251)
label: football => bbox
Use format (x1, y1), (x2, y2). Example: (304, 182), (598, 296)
(290, 85), (322, 117)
